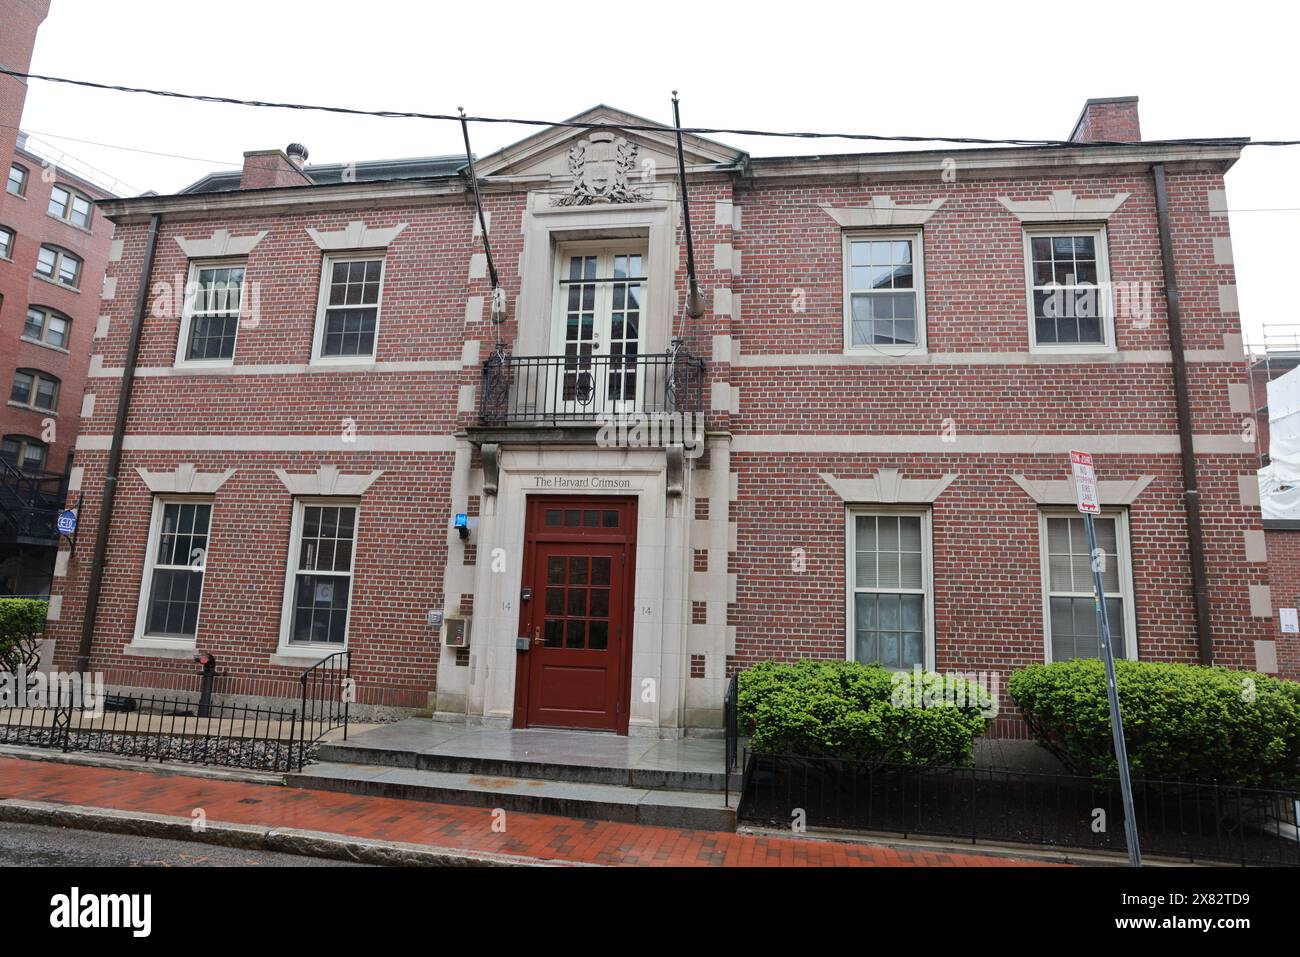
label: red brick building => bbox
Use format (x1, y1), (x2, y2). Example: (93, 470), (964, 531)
(45, 96), (1290, 737)
(1, 0), (118, 595)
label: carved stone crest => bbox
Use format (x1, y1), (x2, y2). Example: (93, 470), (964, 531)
(552, 132), (648, 206)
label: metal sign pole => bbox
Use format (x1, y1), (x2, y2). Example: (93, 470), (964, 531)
(1083, 510), (1142, 868)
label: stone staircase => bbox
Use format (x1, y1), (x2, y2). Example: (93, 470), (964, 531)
(285, 720), (738, 831)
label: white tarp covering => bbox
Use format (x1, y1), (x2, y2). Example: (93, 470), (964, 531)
(1259, 366), (1300, 519)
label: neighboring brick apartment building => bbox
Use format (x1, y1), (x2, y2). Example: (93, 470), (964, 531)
(1, 0), (117, 595)
(46, 95), (1291, 738)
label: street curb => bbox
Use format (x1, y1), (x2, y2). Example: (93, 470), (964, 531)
(0, 799), (588, 867)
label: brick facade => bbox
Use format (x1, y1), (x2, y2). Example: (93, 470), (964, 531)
(43, 98), (1291, 737)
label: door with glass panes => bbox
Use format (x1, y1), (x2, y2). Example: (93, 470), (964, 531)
(551, 244), (646, 418)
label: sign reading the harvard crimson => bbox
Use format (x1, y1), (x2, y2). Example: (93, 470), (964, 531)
(1070, 450), (1101, 515)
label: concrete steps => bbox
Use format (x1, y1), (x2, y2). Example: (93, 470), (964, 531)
(286, 760), (736, 831)
(283, 721), (738, 831)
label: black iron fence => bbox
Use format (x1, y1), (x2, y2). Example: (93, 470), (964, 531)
(0, 651), (352, 773)
(723, 673), (738, 805)
(0, 693), (300, 772)
(480, 349), (706, 425)
(739, 751), (1300, 866)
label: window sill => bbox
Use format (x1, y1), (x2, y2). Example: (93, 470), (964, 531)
(308, 355), (380, 368)
(32, 273), (79, 293)
(173, 359), (235, 370)
(45, 212), (93, 235)
(124, 639), (197, 659)
(843, 346), (928, 358)
(19, 337), (71, 356)
(1028, 343), (1117, 357)
(7, 401), (57, 416)
(270, 648), (346, 668)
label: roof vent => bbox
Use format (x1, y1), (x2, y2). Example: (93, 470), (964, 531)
(286, 143), (310, 169)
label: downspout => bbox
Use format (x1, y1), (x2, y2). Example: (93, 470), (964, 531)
(74, 213), (161, 674)
(1151, 165), (1214, 665)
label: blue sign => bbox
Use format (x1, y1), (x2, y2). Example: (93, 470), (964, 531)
(57, 509), (78, 536)
(453, 513), (468, 529)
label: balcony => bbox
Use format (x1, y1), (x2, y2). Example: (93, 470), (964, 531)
(0, 460), (67, 546)
(479, 348), (706, 428)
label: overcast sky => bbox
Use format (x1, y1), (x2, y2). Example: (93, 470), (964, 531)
(17, 0), (1297, 343)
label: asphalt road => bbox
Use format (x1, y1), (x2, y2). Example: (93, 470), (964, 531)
(0, 822), (365, 867)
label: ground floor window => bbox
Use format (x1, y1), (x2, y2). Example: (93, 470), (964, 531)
(848, 510), (930, 669)
(140, 499), (211, 640)
(1039, 508), (1136, 661)
(283, 500), (358, 646)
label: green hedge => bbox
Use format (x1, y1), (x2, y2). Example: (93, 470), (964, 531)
(0, 598), (48, 675)
(1009, 659), (1300, 789)
(737, 660), (991, 767)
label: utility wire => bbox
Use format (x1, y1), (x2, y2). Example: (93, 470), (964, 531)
(3, 66), (1297, 149)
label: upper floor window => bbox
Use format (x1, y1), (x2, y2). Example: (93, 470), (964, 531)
(313, 255), (384, 360)
(10, 368), (60, 412)
(6, 164), (27, 197)
(23, 306), (70, 349)
(35, 244), (82, 288)
(843, 231), (925, 354)
(48, 185), (93, 229)
(1, 434), (46, 473)
(0, 226), (13, 260)
(1039, 508), (1136, 662)
(1025, 226), (1113, 351)
(179, 261), (245, 364)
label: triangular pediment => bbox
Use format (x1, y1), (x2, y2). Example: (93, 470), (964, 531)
(473, 104), (747, 180)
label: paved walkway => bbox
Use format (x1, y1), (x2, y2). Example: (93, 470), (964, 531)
(0, 756), (1053, 867)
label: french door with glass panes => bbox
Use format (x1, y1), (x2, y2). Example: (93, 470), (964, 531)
(551, 244), (647, 418)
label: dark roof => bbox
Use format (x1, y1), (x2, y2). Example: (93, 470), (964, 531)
(181, 154), (465, 194)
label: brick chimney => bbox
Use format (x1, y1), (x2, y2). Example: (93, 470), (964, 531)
(1069, 97), (1141, 144)
(239, 145), (313, 189)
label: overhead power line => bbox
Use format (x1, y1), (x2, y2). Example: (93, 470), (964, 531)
(3, 66), (1299, 149)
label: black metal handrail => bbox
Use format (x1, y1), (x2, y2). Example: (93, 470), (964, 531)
(298, 649), (350, 769)
(480, 348), (706, 425)
(0, 458), (67, 542)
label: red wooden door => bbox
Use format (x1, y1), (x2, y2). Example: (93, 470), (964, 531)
(517, 499), (635, 732)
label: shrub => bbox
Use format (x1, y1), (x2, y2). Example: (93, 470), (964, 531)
(736, 659), (990, 768)
(0, 598), (48, 675)
(1009, 658), (1300, 789)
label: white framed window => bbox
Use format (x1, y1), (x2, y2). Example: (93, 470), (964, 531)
(48, 184), (93, 229)
(843, 229), (926, 354)
(847, 508), (933, 670)
(0, 226), (13, 260)
(10, 368), (59, 412)
(1023, 225), (1113, 352)
(35, 244), (81, 288)
(23, 306), (70, 349)
(1038, 508), (1138, 662)
(279, 499), (359, 649)
(177, 259), (246, 365)
(6, 164), (27, 197)
(311, 254), (385, 362)
(134, 498), (212, 644)
(0, 434), (46, 473)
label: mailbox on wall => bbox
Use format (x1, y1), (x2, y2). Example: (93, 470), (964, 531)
(445, 616), (471, 648)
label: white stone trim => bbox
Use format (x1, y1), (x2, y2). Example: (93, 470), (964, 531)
(79, 393), (95, 418)
(471, 211), (491, 237)
(54, 551), (69, 577)
(273, 465), (383, 496)
(136, 463), (236, 494)
(1254, 640), (1278, 674)
(1011, 473), (1154, 506)
(78, 434), (460, 453)
(820, 195), (945, 228)
(712, 286), (732, 317)
(91, 358), (462, 378)
(1243, 529), (1267, 563)
(1213, 236), (1234, 265)
(94, 315), (110, 339)
(1218, 284), (1239, 313)
(67, 466), (84, 492)
(465, 296), (484, 324)
(457, 384), (477, 413)
(712, 243), (733, 272)
(45, 595), (62, 622)
(100, 276), (117, 300)
(306, 221), (408, 251)
(469, 253), (487, 280)
(1249, 584), (1273, 618)
(732, 348), (1242, 367)
(1208, 189), (1228, 216)
(731, 435), (1245, 455)
(820, 470), (957, 504)
(1228, 382), (1251, 414)
(997, 189), (1129, 222)
(175, 228), (268, 259)
(1239, 474), (1262, 507)
(108, 239), (124, 262)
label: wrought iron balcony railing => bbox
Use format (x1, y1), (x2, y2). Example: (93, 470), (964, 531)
(480, 348), (706, 426)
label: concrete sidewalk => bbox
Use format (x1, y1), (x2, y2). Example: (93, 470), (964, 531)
(0, 755), (1060, 867)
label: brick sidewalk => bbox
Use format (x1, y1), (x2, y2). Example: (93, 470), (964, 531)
(0, 756), (1055, 866)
